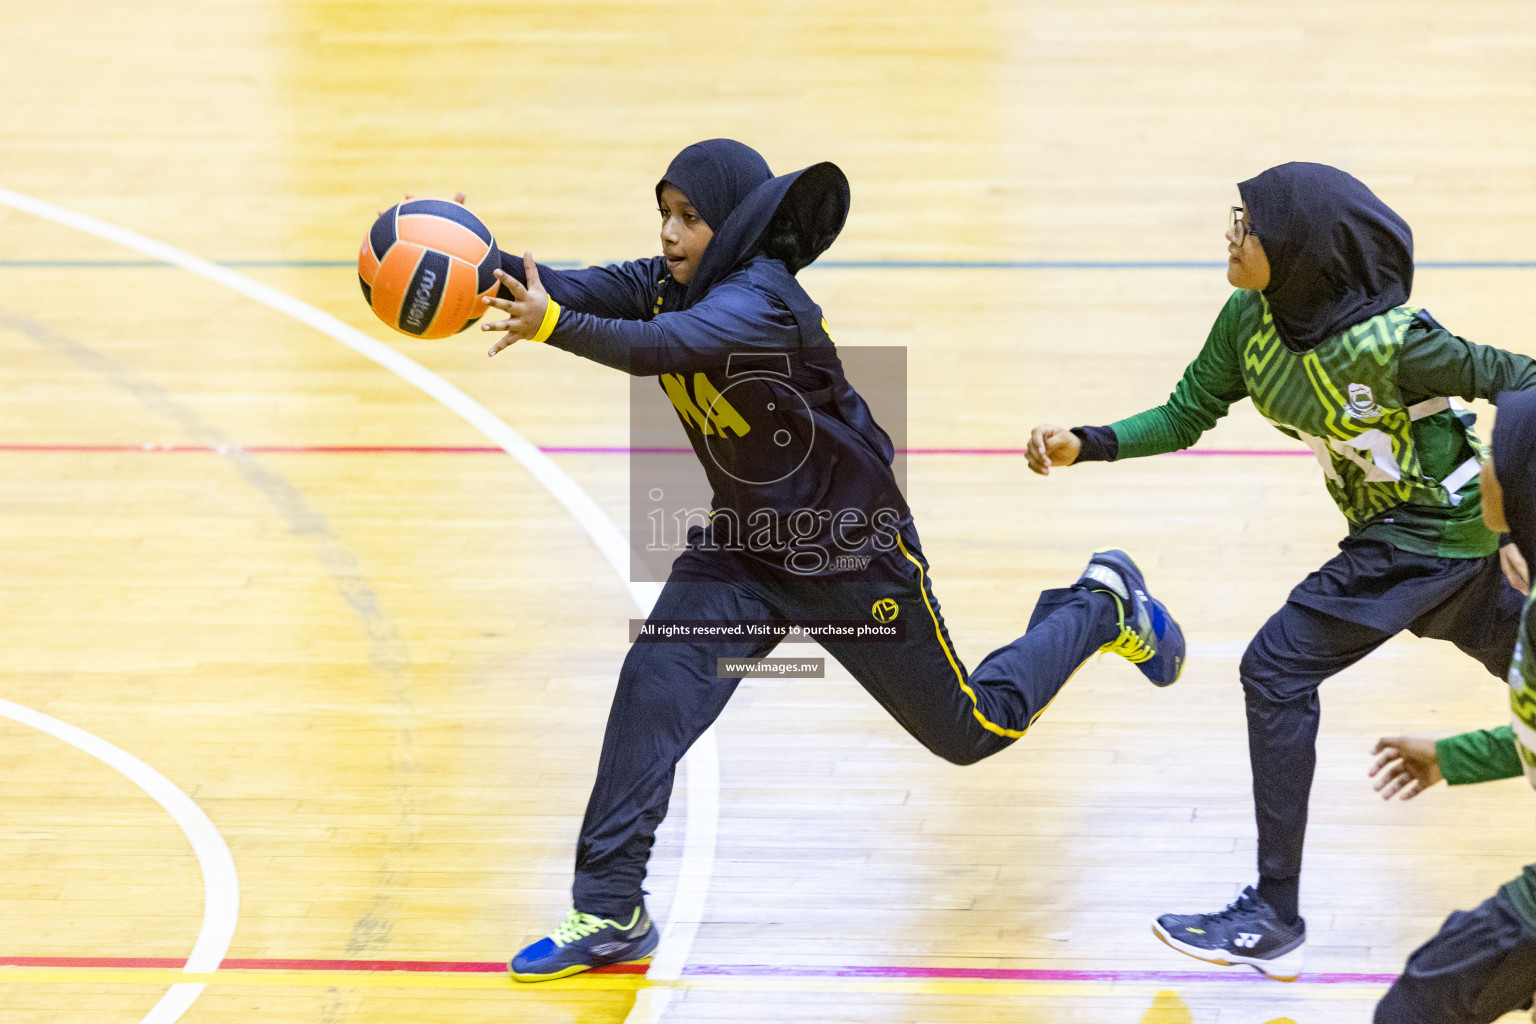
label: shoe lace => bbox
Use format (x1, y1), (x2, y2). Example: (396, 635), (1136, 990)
(551, 908), (608, 947)
(1207, 891), (1261, 924)
(1099, 613), (1153, 665)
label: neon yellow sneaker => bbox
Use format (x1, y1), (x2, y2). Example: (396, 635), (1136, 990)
(509, 905), (658, 982)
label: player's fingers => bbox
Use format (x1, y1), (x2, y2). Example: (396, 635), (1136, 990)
(524, 252), (542, 292)
(1399, 779), (1423, 800)
(453, 192), (467, 204)
(494, 267), (529, 300)
(482, 292), (515, 312)
(1368, 749), (1396, 776)
(487, 335), (518, 357)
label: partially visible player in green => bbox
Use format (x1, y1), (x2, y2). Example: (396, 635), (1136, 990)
(1369, 388), (1536, 1024)
(1026, 162), (1536, 979)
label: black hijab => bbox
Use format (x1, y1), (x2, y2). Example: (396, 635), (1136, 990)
(656, 139), (850, 308)
(1238, 162), (1414, 352)
(1494, 390), (1536, 569)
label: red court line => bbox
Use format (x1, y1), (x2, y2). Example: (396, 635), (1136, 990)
(0, 443), (1311, 457)
(0, 954), (638, 975)
(0, 954), (1391, 984)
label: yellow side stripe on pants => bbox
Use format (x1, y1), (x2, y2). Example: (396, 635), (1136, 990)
(895, 536), (1027, 739)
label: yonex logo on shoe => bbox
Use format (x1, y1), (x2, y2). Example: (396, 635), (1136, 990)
(1234, 932), (1262, 948)
(590, 941), (627, 957)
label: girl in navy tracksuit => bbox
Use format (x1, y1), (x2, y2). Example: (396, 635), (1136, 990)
(480, 139), (1185, 980)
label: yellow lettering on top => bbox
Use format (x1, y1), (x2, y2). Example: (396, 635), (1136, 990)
(691, 373), (751, 438)
(661, 373), (712, 433)
(661, 373), (752, 438)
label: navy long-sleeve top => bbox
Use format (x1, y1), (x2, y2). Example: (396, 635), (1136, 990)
(501, 251), (911, 577)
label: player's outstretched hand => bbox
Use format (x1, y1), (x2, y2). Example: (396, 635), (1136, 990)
(1026, 424), (1082, 476)
(1501, 543), (1530, 596)
(482, 253), (551, 357)
(1370, 736), (1443, 800)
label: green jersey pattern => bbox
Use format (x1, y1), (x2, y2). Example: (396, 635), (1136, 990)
(1106, 288), (1536, 558)
(1241, 298), (1481, 528)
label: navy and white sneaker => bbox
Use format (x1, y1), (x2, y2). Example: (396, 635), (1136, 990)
(510, 906), (658, 982)
(1074, 548), (1185, 686)
(1153, 886), (1306, 981)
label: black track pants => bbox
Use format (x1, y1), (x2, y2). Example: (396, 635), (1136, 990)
(1239, 539), (1522, 888)
(1376, 888), (1536, 1024)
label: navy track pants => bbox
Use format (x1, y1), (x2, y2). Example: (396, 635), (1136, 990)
(571, 529), (1120, 918)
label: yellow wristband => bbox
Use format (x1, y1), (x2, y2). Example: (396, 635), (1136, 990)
(530, 297), (561, 343)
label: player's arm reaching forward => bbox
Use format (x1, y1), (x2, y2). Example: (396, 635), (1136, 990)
(479, 180), (801, 373)
(1026, 289), (1252, 474)
(493, 251), (669, 325)
(1026, 301), (1536, 478)
(483, 256), (797, 372)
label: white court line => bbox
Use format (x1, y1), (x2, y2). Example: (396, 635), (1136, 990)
(0, 187), (715, 1024)
(0, 700), (239, 1024)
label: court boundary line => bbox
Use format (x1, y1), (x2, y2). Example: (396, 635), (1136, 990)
(0, 967), (1392, 1002)
(3, 257), (1535, 270)
(0, 187), (714, 1024)
(0, 442), (1314, 457)
(0, 701), (239, 1024)
(0, 954), (1399, 986)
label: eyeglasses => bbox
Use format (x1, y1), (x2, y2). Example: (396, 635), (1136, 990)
(1229, 205), (1257, 245)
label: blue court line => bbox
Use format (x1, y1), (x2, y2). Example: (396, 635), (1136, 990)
(4, 258), (1536, 270)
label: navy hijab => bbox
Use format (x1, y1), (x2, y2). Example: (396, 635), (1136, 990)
(1238, 162), (1414, 352)
(656, 139), (850, 309)
(1494, 390), (1536, 569)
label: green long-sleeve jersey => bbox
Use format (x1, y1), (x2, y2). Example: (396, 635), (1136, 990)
(1108, 290), (1536, 557)
(1432, 589), (1536, 925)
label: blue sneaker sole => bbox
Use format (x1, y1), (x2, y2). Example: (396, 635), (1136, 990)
(509, 924), (660, 983)
(509, 953), (654, 983)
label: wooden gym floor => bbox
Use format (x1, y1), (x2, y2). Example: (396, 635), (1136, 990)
(3, 1), (1536, 1021)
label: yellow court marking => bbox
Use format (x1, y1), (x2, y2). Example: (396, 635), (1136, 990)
(0, 966), (1387, 1000)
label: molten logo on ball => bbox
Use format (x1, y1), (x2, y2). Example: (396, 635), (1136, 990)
(359, 198), (501, 339)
